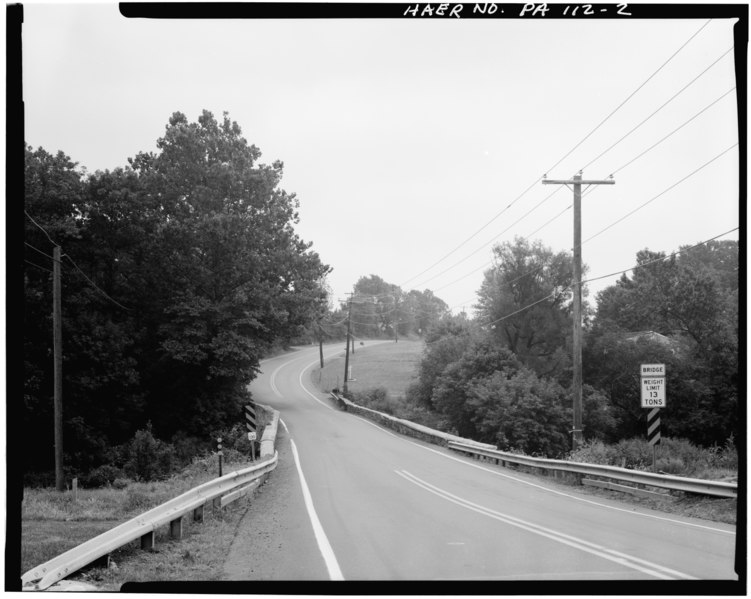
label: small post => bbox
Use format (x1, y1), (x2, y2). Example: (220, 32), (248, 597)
(217, 437), (223, 478)
(141, 531), (155, 551)
(170, 517), (183, 539)
(193, 505), (204, 522)
(343, 293), (353, 394)
(72, 477), (78, 502)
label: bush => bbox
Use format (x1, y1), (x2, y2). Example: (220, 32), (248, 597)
(123, 488), (153, 513)
(80, 464), (124, 488)
(123, 423), (176, 481)
(351, 387), (397, 415)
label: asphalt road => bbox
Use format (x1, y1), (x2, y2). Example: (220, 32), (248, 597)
(223, 342), (739, 584)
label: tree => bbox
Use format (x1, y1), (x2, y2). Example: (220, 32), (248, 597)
(475, 237), (584, 381)
(402, 289), (449, 337)
(587, 241), (739, 446)
(23, 110), (332, 475)
(431, 337), (523, 439)
(407, 313), (478, 409)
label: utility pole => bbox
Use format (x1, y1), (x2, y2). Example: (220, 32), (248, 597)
(52, 245), (64, 492)
(393, 293), (399, 343)
(317, 322), (324, 369)
(343, 294), (353, 394)
(542, 171), (614, 450)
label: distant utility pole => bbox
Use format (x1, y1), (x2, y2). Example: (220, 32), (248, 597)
(542, 171), (614, 450)
(393, 293), (399, 343)
(317, 321), (325, 369)
(53, 245), (64, 492)
(343, 294), (353, 394)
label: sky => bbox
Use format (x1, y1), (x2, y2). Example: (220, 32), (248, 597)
(22, 3), (741, 315)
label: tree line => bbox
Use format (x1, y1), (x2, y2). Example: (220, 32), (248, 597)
(403, 236), (738, 457)
(23, 110), (330, 480)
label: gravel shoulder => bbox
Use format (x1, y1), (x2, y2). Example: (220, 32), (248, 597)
(222, 424), (328, 581)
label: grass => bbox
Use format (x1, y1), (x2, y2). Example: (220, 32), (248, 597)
(312, 338), (424, 397)
(21, 453), (257, 589)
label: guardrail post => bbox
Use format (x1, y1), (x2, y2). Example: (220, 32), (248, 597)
(170, 516), (183, 540)
(193, 504), (204, 523)
(140, 531), (155, 551)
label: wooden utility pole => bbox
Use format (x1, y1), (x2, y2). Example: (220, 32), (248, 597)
(343, 294), (353, 394)
(52, 245), (64, 491)
(393, 294), (399, 343)
(542, 171), (614, 450)
(317, 322), (325, 369)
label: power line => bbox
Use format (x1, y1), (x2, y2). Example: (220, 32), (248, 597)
(608, 87), (736, 176)
(62, 254), (132, 312)
(579, 47), (734, 173)
(480, 226), (738, 330)
(584, 143), (738, 246)
(420, 81), (736, 295)
(24, 259), (54, 274)
(582, 226), (739, 286)
(548, 19), (712, 177)
(25, 241), (59, 262)
(398, 20), (712, 291)
(25, 210), (59, 246)
(411, 187), (565, 290)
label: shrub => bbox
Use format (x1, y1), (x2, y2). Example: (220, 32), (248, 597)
(123, 488), (153, 513)
(112, 478), (129, 490)
(80, 464), (124, 488)
(123, 423), (176, 481)
(352, 387), (397, 415)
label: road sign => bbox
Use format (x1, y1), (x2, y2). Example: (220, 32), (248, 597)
(640, 363), (665, 377)
(647, 407), (661, 445)
(641, 377), (666, 407)
(247, 431), (257, 442)
(640, 364), (666, 408)
(244, 403), (257, 432)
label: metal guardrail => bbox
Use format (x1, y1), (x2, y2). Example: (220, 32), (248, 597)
(22, 452), (278, 591)
(447, 441), (737, 498)
(331, 392), (496, 450)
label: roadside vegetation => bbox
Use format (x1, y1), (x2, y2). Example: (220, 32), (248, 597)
(312, 339), (737, 525)
(21, 422), (263, 587)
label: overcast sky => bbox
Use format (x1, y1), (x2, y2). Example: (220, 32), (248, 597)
(22, 4), (740, 314)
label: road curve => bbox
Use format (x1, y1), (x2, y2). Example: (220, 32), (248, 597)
(224, 343), (739, 585)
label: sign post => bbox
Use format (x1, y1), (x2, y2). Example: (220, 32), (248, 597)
(245, 404), (257, 461)
(641, 364), (666, 470)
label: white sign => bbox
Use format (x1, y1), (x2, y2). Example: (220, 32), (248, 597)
(641, 377), (666, 407)
(247, 431), (257, 441)
(640, 363), (666, 377)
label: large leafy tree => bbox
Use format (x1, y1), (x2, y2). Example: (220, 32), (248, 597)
(23, 110), (331, 474)
(587, 241), (739, 446)
(475, 237), (582, 381)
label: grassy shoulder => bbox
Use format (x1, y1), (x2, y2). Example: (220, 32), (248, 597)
(21, 454), (257, 590)
(312, 338), (424, 396)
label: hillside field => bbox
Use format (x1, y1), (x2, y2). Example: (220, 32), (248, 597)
(311, 339), (424, 398)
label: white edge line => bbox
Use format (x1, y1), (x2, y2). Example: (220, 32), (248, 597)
(289, 438), (344, 581)
(350, 415), (735, 536)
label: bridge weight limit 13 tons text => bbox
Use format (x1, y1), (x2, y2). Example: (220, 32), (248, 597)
(641, 363), (665, 469)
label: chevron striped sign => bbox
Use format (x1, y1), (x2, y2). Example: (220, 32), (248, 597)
(647, 407), (661, 446)
(244, 403), (257, 433)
